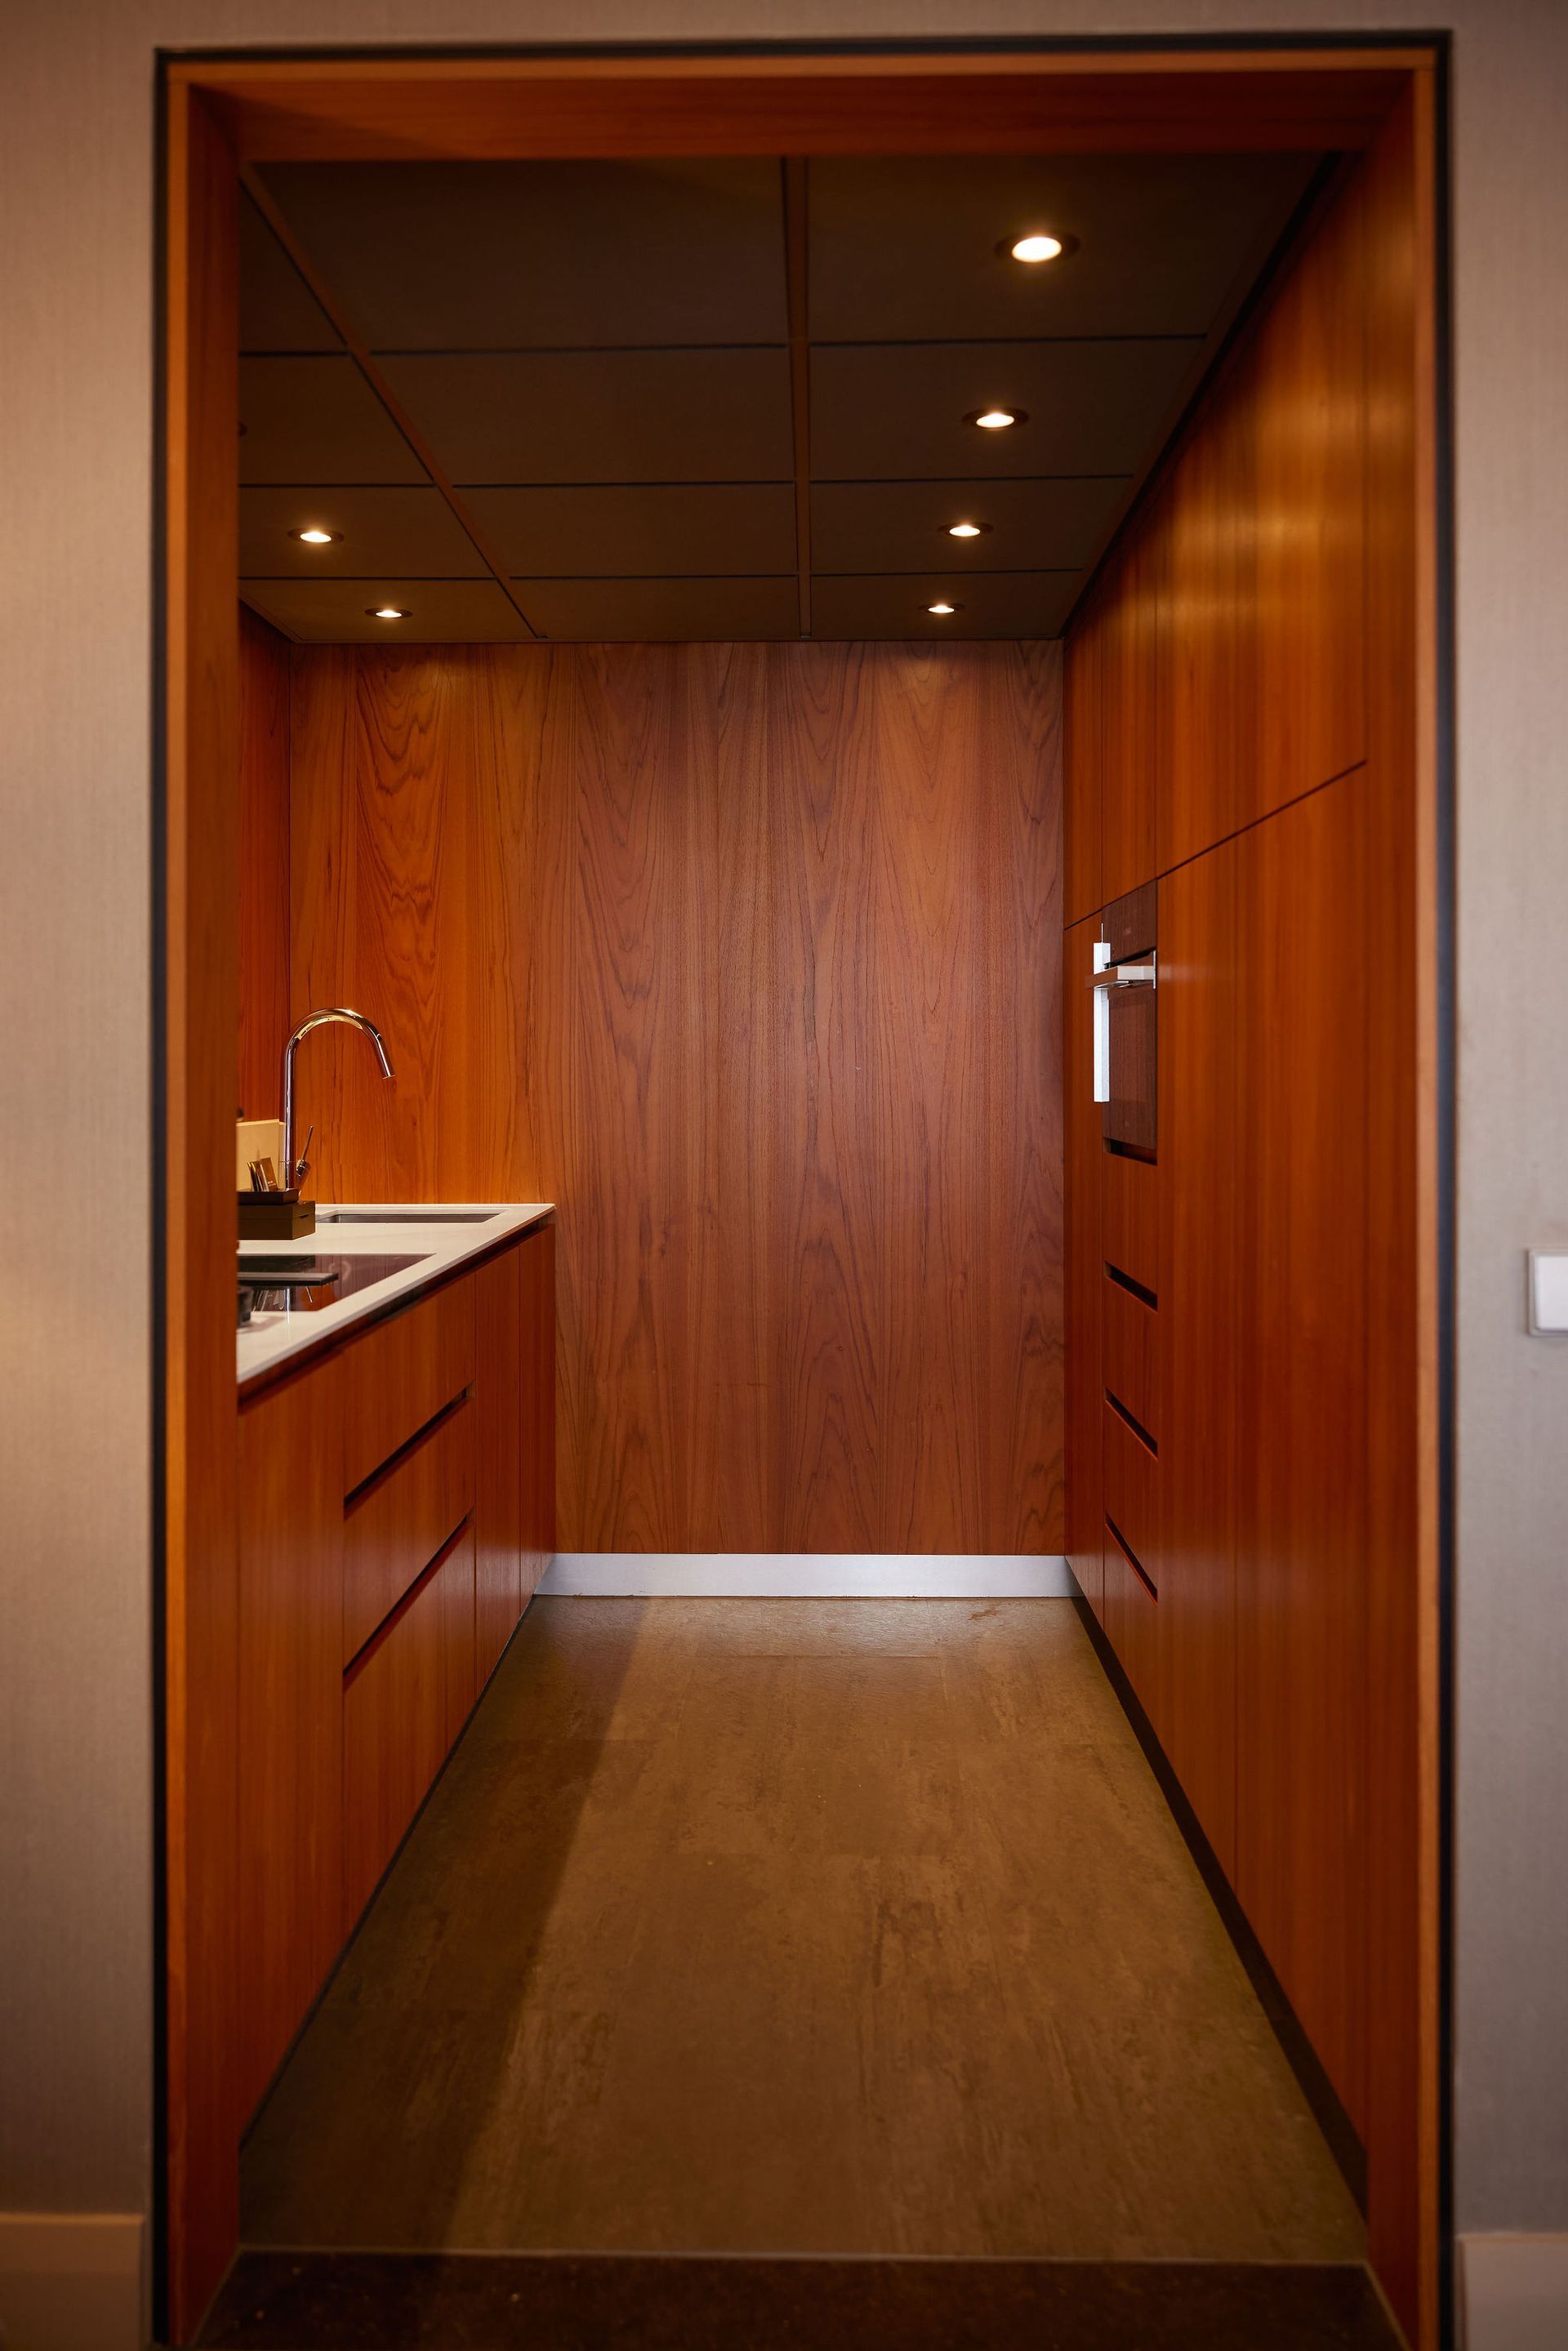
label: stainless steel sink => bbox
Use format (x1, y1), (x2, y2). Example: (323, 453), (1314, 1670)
(317, 1209), (499, 1225)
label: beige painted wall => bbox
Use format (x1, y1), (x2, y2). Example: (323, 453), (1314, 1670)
(2, 0), (1565, 2277)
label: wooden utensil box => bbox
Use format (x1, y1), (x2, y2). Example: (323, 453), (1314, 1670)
(238, 1193), (317, 1240)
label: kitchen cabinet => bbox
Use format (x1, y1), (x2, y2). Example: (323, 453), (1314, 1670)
(1234, 776), (1371, 2136)
(236, 1224), (554, 2121)
(1062, 591), (1104, 925)
(1099, 529), (1164, 902)
(1152, 843), (1241, 1878)
(1062, 917), (1104, 1619)
(474, 1246), (524, 1685)
(520, 1222), (556, 1604)
(236, 1353), (345, 2122)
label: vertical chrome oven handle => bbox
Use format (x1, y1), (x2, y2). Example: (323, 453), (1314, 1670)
(1092, 938), (1111, 1102)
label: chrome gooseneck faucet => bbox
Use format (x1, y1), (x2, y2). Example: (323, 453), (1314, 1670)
(281, 1008), (394, 1188)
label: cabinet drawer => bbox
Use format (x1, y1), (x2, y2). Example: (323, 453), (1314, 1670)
(1103, 1396), (1159, 1596)
(1102, 1271), (1159, 1447)
(343, 1396), (474, 1664)
(1102, 1147), (1158, 1299)
(342, 1551), (451, 1926)
(341, 1276), (476, 1496)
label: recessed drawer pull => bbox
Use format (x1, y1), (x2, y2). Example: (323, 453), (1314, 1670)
(1107, 1515), (1157, 1601)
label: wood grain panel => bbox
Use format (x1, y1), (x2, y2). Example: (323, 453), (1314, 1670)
(289, 639), (1063, 1557)
(1360, 77), (1439, 2343)
(1102, 1516), (1160, 1724)
(183, 53), (1423, 167)
(1235, 773), (1370, 2138)
(1250, 167), (1367, 820)
(1099, 532), (1162, 902)
(1159, 395), (1254, 873)
(237, 1354), (343, 2123)
(340, 1276), (475, 1494)
(1063, 918), (1105, 1618)
(341, 1542), (452, 1930)
(238, 605), (290, 1123)
(163, 82), (241, 2341)
(1101, 1148), (1158, 1300)
(1153, 841), (1240, 1879)
(341, 1397), (474, 1664)
(442, 1525), (479, 1743)
(1062, 593), (1103, 924)
(519, 1222), (558, 1599)
(1059, 103), (1437, 2343)
(474, 1245), (523, 1683)
(1102, 1271), (1159, 1448)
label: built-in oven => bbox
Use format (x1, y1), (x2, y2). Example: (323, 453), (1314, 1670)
(1091, 881), (1157, 1158)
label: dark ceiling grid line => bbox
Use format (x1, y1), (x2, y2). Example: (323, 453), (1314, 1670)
(239, 164), (546, 642)
(783, 158), (813, 639)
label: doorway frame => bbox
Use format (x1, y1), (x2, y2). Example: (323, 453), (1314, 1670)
(157, 36), (1450, 2346)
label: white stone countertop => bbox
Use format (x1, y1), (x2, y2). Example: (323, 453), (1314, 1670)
(237, 1203), (553, 1393)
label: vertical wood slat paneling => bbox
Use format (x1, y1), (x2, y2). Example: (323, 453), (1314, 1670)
(287, 639), (1063, 1557)
(238, 607), (291, 1121)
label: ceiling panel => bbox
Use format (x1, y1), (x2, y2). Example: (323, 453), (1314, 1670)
(240, 192), (341, 353)
(813, 477), (1124, 577)
(256, 160), (789, 350)
(811, 340), (1203, 483)
(809, 572), (1080, 641)
(239, 358), (427, 485)
(808, 154), (1317, 341)
(514, 577), (798, 642)
(379, 350), (794, 485)
(466, 483), (796, 577)
(240, 485), (486, 577)
(241, 579), (530, 643)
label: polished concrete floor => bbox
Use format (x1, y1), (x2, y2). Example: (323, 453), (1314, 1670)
(242, 1598), (1364, 2265)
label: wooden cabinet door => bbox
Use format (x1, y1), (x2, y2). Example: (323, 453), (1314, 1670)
(443, 1525), (479, 1744)
(342, 1552), (451, 1928)
(1062, 919), (1104, 1617)
(1233, 773), (1370, 2136)
(1063, 595), (1103, 924)
(237, 1354), (344, 2121)
(1153, 841), (1241, 1879)
(519, 1222), (556, 1600)
(1250, 170), (1367, 825)
(474, 1244), (524, 1685)
(1100, 529), (1164, 902)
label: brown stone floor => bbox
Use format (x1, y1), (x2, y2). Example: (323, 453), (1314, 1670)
(240, 1598), (1365, 2266)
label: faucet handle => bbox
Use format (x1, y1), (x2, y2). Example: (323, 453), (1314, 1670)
(293, 1124), (314, 1188)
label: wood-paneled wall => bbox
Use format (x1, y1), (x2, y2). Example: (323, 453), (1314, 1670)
(1062, 85), (1435, 2346)
(287, 638), (1063, 1556)
(238, 605), (292, 1121)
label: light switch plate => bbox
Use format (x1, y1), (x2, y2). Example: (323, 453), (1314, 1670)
(1527, 1251), (1568, 1335)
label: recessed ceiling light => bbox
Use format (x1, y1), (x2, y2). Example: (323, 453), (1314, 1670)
(1008, 231), (1066, 265)
(927, 602), (962, 616)
(964, 407), (1027, 432)
(291, 527), (341, 546)
(367, 605), (410, 621)
(947, 521), (991, 540)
